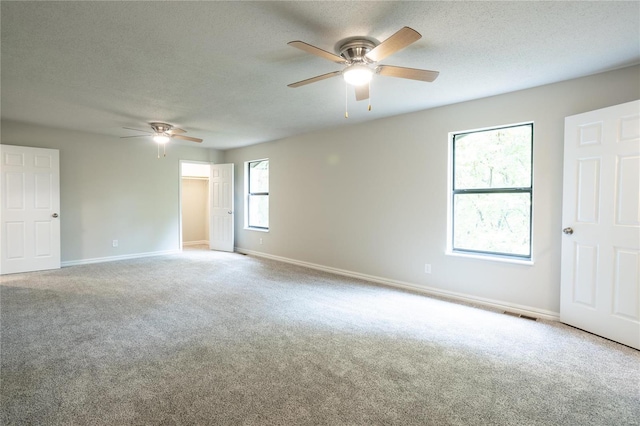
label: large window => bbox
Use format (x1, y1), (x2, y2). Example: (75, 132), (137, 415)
(450, 123), (533, 259)
(246, 159), (269, 230)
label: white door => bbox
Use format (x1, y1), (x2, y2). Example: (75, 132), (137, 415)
(561, 100), (640, 349)
(0, 145), (61, 274)
(209, 163), (234, 252)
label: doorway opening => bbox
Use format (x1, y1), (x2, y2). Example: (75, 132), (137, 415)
(180, 161), (211, 251)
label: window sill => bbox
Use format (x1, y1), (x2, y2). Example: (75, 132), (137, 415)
(244, 227), (269, 233)
(445, 250), (534, 266)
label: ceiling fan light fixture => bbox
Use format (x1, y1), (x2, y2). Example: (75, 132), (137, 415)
(343, 64), (373, 86)
(153, 134), (170, 144)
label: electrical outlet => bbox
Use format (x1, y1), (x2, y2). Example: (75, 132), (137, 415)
(424, 264), (431, 274)
(259, 238), (263, 245)
(112, 240), (118, 248)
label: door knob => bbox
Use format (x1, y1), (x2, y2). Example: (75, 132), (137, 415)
(563, 227), (573, 235)
(52, 213), (59, 218)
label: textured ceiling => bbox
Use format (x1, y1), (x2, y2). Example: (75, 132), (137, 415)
(2, 1), (639, 150)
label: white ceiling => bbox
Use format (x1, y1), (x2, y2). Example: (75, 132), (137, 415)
(2, 1), (639, 150)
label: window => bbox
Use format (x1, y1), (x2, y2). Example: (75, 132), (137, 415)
(450, 123), (533, 259)
(246, 159), (269, 230)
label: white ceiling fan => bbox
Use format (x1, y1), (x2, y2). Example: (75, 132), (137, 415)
(287, 27), (439, 109)
(121, 122), (203, 157)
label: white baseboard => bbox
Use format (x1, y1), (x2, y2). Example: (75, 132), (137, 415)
(183, 240), (209, 247)
(235, 247), (560, 321)
(61, 249), (180, 267)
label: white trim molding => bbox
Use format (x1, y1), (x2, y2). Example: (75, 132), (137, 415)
(61, 249), (180, 267)
(235, 247), (560, 321)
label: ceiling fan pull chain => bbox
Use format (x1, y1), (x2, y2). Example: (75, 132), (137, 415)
(163, 144), (166, 158)
(345, 82), (349, 118)
(157, 144), (160, 159)
(368, 82), (372, 111)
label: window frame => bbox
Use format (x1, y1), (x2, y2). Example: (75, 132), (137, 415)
(448, 122), (534, 261)
(245, 158), (269, 231)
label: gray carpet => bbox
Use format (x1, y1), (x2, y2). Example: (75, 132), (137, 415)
(1, 248), (639, 425)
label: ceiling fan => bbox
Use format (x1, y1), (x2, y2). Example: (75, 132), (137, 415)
(121, 122), (203, 157)
(287, 26), (439, 110)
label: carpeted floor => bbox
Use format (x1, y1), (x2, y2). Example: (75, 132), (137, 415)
(1, 248), (639, 425)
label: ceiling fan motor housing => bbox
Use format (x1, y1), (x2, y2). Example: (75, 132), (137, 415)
(339, 39), (377, 64)
(150, 122), (173, 134)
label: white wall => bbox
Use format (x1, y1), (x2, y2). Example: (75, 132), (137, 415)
(224, 65), (640, 316)
(0, 121), (222, 263)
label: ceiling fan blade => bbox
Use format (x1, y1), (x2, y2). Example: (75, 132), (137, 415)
(288, 71), (342, 88)
(122, 127), (152, 134)
(168, 128), (186, 135)
(365, 27), (421, 62)
(288, 41), (347, 64)
(120, 135), (149, 139)
(354, 84), (370, 101)
(377, 65), (439, 82)
(172, 134), (203, 143)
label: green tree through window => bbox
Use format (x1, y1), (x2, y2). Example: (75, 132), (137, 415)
(451, 123), (533, 258)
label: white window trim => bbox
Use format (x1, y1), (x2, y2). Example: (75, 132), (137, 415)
(244, 225), (269, 233)
(445, 121), (535, 264)
(445, 250), (534, 265)
(244, 158), (270, 232)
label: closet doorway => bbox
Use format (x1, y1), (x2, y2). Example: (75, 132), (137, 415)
(180, 161), (211, 250)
